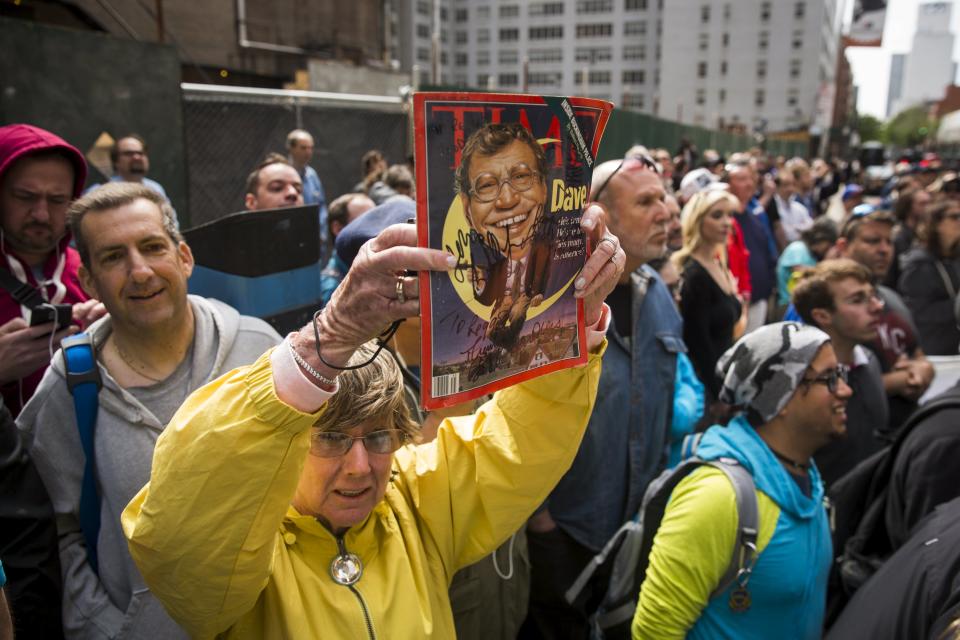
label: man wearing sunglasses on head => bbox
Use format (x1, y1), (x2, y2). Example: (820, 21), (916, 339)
(792, 259), (888, 488)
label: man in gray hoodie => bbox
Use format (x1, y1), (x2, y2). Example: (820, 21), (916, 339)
(17, 182), (281, 639)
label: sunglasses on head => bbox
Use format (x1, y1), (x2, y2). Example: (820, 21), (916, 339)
(592, 154), (660, 202)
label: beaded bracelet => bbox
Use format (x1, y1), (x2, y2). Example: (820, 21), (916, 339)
(288, 340), (338, 388)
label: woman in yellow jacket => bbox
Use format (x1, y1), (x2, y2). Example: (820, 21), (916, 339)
(122, 208), (623, 639)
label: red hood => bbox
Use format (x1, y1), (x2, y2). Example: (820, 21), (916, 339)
(0, 124), (87, 198)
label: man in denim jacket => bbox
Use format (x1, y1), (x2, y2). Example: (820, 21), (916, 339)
(522, 154), (684, 639)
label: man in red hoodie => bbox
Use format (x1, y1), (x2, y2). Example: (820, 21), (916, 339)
(0, 124), (103, 415)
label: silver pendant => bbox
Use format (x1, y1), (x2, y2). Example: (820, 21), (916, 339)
(330, 552), (363, 586)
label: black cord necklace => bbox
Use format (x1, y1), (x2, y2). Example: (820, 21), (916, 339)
(768, 446), (811, 473)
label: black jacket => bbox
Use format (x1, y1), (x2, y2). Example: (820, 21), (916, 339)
(0, 399), (63, 638)
(886, 381), (960, 549)
(899, 248), (960, 355)
(827, 496), (960, 640)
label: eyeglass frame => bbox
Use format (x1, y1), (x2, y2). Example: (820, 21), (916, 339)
(591, 154), (660, 203)
(468, 163), (542, 203)
(309, 428), (409, 458)
(800, 365), (849, 395)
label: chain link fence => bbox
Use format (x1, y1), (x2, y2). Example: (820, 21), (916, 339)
(181, 84), (409, 228)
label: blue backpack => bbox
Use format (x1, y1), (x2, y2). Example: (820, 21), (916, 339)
(62, 333), (102, 572)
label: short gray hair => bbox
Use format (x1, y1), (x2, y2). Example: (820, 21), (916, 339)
(67, 182), (182, 269)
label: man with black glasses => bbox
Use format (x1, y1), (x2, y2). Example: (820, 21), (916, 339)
(793, 259), (888, 487)
(455, 122), (553, 349)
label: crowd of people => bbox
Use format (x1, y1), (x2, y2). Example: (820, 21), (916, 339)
(0, 117), (959, 640)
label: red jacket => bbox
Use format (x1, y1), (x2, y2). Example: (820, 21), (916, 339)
(727, 216), (752, 300)
(0, 124), (89, 415)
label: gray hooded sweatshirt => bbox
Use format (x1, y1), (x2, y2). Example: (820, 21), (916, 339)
(17, 296), (281, 639)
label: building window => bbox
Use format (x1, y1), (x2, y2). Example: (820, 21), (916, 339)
(454, 74), (468, 86)
(529, 25), (564, 39)
(477, 50), (490, 65)
(698, 33), (709, 51)
(758, 31), (769, 50)
(529, 48), (563, 63)
(622, 93), (645, 110)
(416, 1), (429, 15)
(478, 29), (490, 43)
(499, 28), (519, 42)
(757, 60), (767, 79)
(589, 70), (611, 84)
(440, 29), (448, 44)
(795, 1), (805, 19)
(719, 88), (726, 103)
(576, 47), (612, 62)
(697, 61), (707, 78)
(577, 0), (613, 13)
(455, 31), (467, 44)
(722, 32), (729, 47)
(696, 88), (706, 106)
(530, 2), (564, 16)
(576, 23), (613, 37)
(416, 47), (429, 62)
(440, 52), (448, 65)
(455, 53), (468, 66)
(723, 3), (731, 19)
(500, 5), (519, 17)
(477, 73), (490, 87)
(787, 89), (799, 107)
(720, 60), (728, 75)
(790, 59), (802, 78)
(455, 8), (468, 22)
(625, 0), (647, 8)
(416, 23), (430, 39)
(476, 6), (489, 18)
(499, 73), (519, 87)
(440, 7), (448, 21)
(623, 45), (645, 60)
(792, 30), (803, 49)
(622, 70), (646, 84)
(499, 50), (519, 64)
(755, 89), (765, 107)
(760, 1), (771, 22)
(528, 71), (562, 85)
(701, 5), (710, 23)
(625, 21), (647, 36)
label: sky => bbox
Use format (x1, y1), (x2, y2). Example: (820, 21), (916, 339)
(847, 0), (960, 120)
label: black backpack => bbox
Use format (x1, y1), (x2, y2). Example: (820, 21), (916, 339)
(825, 392), (960, 625)
(564, 445), (759, 640)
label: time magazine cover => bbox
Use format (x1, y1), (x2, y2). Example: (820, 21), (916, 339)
(414, 92), (613, 410)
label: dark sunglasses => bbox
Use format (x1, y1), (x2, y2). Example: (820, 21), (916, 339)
(310, 429), (408, 458)
(592, 154), (660, 202)
(801, 365), (849, 395)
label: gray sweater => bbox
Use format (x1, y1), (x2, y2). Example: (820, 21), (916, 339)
(17, 296), (281, 639)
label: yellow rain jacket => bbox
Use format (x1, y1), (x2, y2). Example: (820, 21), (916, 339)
(123, 347), (603, 639)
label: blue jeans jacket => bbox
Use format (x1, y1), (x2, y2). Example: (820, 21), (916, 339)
(547, 266), (684, 552)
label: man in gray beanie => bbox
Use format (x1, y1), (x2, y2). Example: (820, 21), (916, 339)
(633, 322), (851, 639)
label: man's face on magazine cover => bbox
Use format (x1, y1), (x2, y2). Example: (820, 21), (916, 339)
(461, 139), (546, 262)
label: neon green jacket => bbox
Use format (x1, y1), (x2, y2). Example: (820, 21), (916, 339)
(123, 347), (603, 639)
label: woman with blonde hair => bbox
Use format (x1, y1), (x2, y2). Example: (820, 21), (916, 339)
(673, 188), (744, 407)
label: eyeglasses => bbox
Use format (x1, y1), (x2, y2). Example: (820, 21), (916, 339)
(842, 289), (884, 307)
(470, 164), (541, 203)
(309, 429), (408, 458)
(801, 365), (849, 395)
(591, 154), (660, 202)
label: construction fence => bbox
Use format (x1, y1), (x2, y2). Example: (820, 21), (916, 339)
(180, 85), (807, 227)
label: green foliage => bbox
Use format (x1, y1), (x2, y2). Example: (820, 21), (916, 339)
(886, 106), (937, 148)
(857, 114), (885, 144)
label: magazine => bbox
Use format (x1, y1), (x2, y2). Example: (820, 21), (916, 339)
(414, 92), (613, 409)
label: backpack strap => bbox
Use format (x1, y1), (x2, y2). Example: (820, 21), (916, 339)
(62, 333), (102, 573)
(0, 267), (46, 309)
(706, 457), (759, 598)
